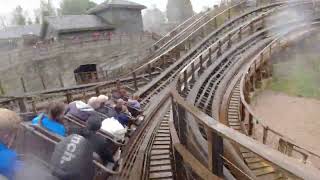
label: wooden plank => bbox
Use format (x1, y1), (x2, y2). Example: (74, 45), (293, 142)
(174, 143), (221, 180)
(150, 160), (171, 166)
(150, 165), (172, 172)
(157, 130), (170, 134)
(245, 157), (262, 164)
(151, 150), (170, 155)
(152, 145), (170, 150)
(154, 141), (171, 145)
(149, 171), (173, 179)
(151, 154), (171, 160)
(156, 133), (170, 137)
(248, 162), (271, 170)
(170, 90), (320, 180)
(155, 137), (171, 141)
(253, 167), (275, 176)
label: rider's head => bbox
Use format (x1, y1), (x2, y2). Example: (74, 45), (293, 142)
(0, 108), (21, 148)
(86, 115), (102, 133)
(97, 95), (109, 107)
(47, 102), (66, 123)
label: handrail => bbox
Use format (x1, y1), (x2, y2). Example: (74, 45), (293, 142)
(24, 122), (124, 175)
(120, 1), (248, 78)
(239, 22), (320, 160)
(170, 89), (320, 179)
(177, 0), (314, 81)
(0, 1), (280, 106)
(151, 12), (203, 50)
(178, 7), (269, 77)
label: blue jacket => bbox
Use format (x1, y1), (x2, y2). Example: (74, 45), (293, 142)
(0, 143), (18, 180)
(32, 114), (66, 137)
(115, 113), (129, 127)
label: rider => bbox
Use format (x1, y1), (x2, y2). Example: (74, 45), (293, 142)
(0, 108), (22, 180)
(51, 134), (94, 180)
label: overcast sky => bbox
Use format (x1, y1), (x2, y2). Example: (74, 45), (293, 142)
(0, 0), (220, 16)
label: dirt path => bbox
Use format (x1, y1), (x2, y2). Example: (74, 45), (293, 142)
(252, 90), (320, 166)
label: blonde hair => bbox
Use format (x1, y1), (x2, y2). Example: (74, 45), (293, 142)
(97, 95), (109, 104)
(88, 97), (100, 110)
(0, 108), (21, 131)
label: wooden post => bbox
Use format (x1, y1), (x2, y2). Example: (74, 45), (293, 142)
(161, 56), (165, 67)
(240, 102), (245, 122)
(105, 70), (108, 80)
(0, 80), (4, 95)
(214, 17), (217, 28)
(173, 148), (185, 180)
(250, 76), (255, 92)
(40, 75), (46, 90)
(279, 139), (294, 157)
(207, 128), (224, 177)
(207, 48), (212, 67)
(147, 64), (152, 78)
(177, 78), (182, 94)
(261, 14), (265, 26)
(217, 41), (222, 57)
(191, 62), (195, 83)
(228, 9), (231, 20)
(95, 87), (100, 96)
(199, 55), (204, 74)
(256, 70), (262, 89)
(59, 73), (64, 88)
(175, 50), (180, 60)
(31, 100), (37, 113)
(20, 77), (27, 93)
(82, 92), (87, 102)
(269, 44), (272, 57)
(244, 85), (251, 104)
(239, 27), (242, 41)
(227, 34), (232, 48)
(248, 114), (253, 136)
(250, 22), (254, 34)
(302, 154), (308, 164)
(17, 98), (27, 113)
(132, 71), (138, 91)
(183, 71), (188, 94)
(66, 92), (72, 103)
(177, 104), (187, 145)
(263, 126), (268, 144)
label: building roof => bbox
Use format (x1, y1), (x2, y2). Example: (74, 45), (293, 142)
(87, 0), (146, 14)
(45, 15), (114, 33)
(0, 25), (41, 40)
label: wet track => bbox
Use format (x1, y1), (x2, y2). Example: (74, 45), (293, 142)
(2, 1), (320, 179)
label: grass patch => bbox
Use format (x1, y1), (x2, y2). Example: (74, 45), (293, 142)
(268, 53), (320, 99)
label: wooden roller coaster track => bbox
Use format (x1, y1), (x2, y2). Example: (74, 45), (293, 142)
(3, 1), (320, 180)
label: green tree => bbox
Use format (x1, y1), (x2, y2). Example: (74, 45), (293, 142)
(12, 6), (26, 25)
(41, 0), (56, 16)
(88, 1), (97, 9)
(60, 0), (97, 15)
(35, 16), (40, 24)
(27, 18), (33, 25)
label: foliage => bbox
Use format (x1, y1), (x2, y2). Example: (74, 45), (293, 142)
(0, 16), (9, 29)
(143, 7), (166, 33)
(12, 6), (26, 26)
(41, 0), (56, 16)
(27, 18), (33, 25)
(268, 53), (320, 99)
(60, 0), (97, 15)
(35, 16), (40, 24)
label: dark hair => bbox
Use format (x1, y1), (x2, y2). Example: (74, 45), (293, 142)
(86, 114), (102, 132)
(114, 106), (122, 113)
(47, 102), (66, 122)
